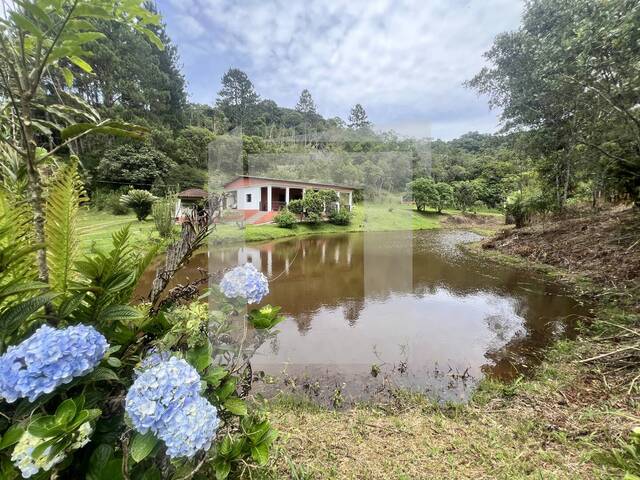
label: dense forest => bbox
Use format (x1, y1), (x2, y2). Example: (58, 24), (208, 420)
(5, 0), (638, 219)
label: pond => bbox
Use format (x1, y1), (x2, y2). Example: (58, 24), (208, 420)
(137, 230), (590, 404)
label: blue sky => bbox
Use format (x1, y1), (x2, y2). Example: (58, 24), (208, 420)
(157, 0), (523, 140)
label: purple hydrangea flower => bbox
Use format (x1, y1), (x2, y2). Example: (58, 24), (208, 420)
(219, 263), (269, 304)
(125, 355), (219, 459)
(0, 324), (108, 403)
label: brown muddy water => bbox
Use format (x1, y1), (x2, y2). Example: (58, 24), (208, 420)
(137, 230), (590, 405)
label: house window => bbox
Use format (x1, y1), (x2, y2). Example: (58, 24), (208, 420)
(246, 193), (252, 203)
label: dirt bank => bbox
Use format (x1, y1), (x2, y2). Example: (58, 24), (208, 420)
(483, 207), (640, 308)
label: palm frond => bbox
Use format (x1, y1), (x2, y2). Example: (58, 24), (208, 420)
(45, 159), (87, 293)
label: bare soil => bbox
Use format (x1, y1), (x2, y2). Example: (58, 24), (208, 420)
(483, 207), (640, 307)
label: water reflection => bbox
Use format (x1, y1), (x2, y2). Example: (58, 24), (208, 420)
(136, 230), (589, 402)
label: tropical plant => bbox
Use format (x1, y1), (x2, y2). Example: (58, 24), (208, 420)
(152, 195), (177, 238)
(0, 177), (281, 479)
(0, 0), (160, 282)
(121, 190), (157, 221)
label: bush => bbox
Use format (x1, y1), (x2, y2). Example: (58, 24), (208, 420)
(505, 188), (551, 228)
(274, 209), (297, 228)
(287, 199), (304, 215)
(152, 196), (177, 237)
(329, 209), (352, 225)
(109, 195), (130, 215)
(96, 144), (175, 189)
(121, 189), (157, 221)
(306, 212), (323, 225)
(302, 190), (324, 216)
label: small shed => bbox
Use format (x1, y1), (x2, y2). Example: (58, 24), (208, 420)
(175, 188), (208, 221)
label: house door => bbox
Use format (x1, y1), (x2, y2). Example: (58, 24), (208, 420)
(260, 187), (268, 211)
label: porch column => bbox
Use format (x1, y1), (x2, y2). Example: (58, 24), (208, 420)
(267, 185), (272, 212)
(285, 187), (290, 205)
(348, 191), (353, 211)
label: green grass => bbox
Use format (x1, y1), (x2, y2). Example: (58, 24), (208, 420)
(77, 209), (160, 252)
(212, 203), (450, 244)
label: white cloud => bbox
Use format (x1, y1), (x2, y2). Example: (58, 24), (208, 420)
(160, 0), (524, 139)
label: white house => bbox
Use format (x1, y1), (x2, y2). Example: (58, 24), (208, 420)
(222, 175), (356, 224)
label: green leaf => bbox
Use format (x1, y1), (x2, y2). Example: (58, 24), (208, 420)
(97, 305), (142, 324)
(215, 377), (237, 402)
(245, 421), (270, 445)
(68, 55), (92, 73)
(203, 366), (227, 388)
(214, 460), (231, 480)
(130, 431), (158, 463)
(186, 342), (212, 372)
(10, 12), (42, 37)
(140, 466), (161, 480)
(141, 28), (164, 50)
(87, 444), (113, 479)
(54, 399), (76, 426)
(250, 442), (269, 466)
(88, 367), (121, 383)
(223, 398), (247, 416)
(27, 416), (59, 438)
(0, 425), (24, 450)
(61, 67), (74, 88)
(106, 357), (121, 368)
(0, 292), (58, 340)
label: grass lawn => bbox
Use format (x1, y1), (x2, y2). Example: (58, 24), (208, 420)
(77, 209), (160, 252)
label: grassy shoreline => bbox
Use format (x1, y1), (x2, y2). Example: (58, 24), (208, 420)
(79, 204), (502, 252)
(255, 240), (638, 479)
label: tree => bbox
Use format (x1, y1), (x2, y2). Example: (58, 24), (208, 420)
(348, 104), (372, 129)
(175, 127), (217, 168)
(296, 89), (317, 115)
(453, 181), (477, 212)
(468, 0), (640, 204)
(408, 177), (438, 212)
(0, 0), (160, 281)
(216, 68), (260, 131)
(121, 189), (157, 221)
(434, 183), (454, 213)
(96, 144), (175, 189)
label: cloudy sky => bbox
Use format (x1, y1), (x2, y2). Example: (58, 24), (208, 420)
(158, 0), (524, 140)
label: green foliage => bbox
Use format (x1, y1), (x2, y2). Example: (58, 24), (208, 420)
(287, 199), (304, 215)
(434, 183), (454, 213)
(151, 195), (176, 238)
(175, 127), (217, 168)
(249, 305), (284, 329)
(453, 181), (478, 212)
(408, 177), (438, 212)
(597, 427), (640, 479)
(45, 161), (87, 293)
(216, 68), (260, 130)
(505, 187), (552, 228)
(274, 209), (297, 229)
(120, 190), (157, 221)
(302, 190), (324, 216)
(329, 209), (352, 226)
(96, 144), (175, 190)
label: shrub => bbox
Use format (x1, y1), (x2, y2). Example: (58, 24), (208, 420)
(96, 144), (175, 189)
(274, 209), (297, 228)
(287, 199), (304, 215)
(453, 181), (477, 212)
(302, 190), (324, 216)
(121, 189), (157, 221)
(306, 211), (323, 225)
(329, 209), (352, 225)
(152, 196), (177, 237)
(109, 195), (130, 215)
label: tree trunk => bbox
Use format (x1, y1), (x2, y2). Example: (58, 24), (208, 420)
(22, 106), (49, 283)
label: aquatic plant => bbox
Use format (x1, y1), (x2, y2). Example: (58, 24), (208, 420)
(0, 324), (108, 403)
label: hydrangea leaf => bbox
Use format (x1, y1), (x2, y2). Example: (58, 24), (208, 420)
(130, 431), (158, 463)
(223, 398), (247, 417)
(0, 425), (24, 450)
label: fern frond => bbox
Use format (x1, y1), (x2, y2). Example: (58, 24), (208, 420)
(45, 159), (87, 293)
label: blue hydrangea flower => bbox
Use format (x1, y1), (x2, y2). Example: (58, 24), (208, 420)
(134, 349), (171, 377)
(125, 356), (201, 434)
(125, 355), (219, 459)
(0, 324), (108, 403)
(161, 395), (219, 458)
(219, 263), (269, 304)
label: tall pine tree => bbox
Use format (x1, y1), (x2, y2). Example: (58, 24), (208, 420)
(216, 68), (260, 131)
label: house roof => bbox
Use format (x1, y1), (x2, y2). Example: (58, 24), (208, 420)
(223, 175), (357, 192)
(177, 188), (208, 199)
